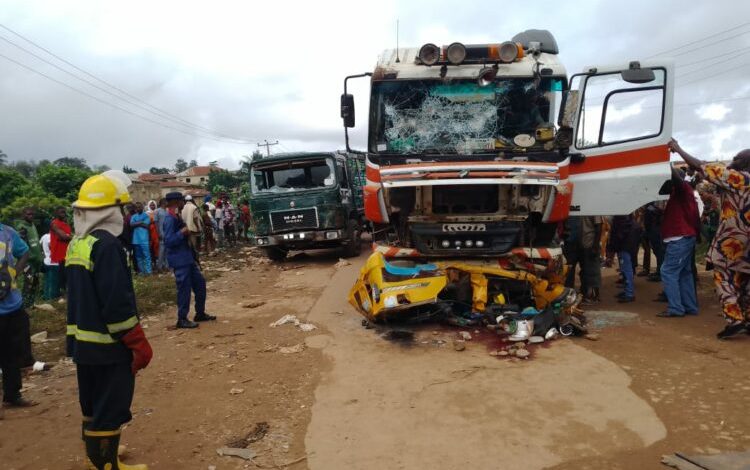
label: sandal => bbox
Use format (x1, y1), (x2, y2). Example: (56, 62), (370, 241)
(717, 321), (748, 339)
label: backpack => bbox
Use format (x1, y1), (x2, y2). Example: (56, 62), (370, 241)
(0, 239), (13, 301)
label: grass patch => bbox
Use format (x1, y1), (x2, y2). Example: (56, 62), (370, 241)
(132, 273), (177, 317)
(29, 303), (67, 336)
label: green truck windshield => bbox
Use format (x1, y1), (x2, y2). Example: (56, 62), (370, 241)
(251, 158), (336, 194)
(370, 77), (563, 154)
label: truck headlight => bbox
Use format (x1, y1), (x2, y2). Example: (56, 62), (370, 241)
(441, 240), (450, 248)
(465, 240), (474, 247)
(326, 231), (338, 239)
(476, 240), (485, 248)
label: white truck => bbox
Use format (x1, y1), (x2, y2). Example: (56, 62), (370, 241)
(341, 29), (673, 258)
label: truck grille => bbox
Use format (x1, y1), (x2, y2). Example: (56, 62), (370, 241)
(269, 208), (319, 232)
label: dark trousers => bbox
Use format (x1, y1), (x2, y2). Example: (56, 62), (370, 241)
(646, 227), (665, 273)
(564, 245), (601, 292)
(77, 362), (135, 431)
(174, 262), (206, 320)
(0, 309), (33, 402)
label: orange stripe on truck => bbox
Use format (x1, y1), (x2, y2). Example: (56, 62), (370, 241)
(569, 145), (669, 175)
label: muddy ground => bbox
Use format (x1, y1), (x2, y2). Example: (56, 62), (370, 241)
(1, 246), (748, 469)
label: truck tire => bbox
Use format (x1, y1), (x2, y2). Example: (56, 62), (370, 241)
(342, 220), (362, 258)
(261, 246), (288, 262)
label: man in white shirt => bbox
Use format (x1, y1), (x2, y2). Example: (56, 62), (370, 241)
(40, 232), (58, 300)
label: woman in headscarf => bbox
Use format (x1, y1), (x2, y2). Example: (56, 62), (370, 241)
(146, 200), (160, 270)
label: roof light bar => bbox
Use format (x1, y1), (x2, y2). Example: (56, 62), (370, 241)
(418, 43), (441, 66)
(445, 42), (467, 65)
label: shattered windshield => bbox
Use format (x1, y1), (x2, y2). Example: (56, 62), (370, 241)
(370, 77), (563, 154)
(251, 158), (336, 194)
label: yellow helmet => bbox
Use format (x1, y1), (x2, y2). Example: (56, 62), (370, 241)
(73, 174), (132, 209)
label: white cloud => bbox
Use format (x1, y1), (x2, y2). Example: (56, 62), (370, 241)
(695, 103), (731, 121)
(0, 0), (748, 170)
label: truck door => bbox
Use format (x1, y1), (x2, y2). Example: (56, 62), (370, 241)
(567, 61), (674, 215)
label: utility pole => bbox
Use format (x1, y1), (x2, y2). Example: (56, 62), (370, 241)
(257, 139), (279, 156)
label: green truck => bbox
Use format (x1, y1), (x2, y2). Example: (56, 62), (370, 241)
(249, 151), (366, 260)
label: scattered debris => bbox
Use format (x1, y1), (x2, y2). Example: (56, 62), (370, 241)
(528, 336), (544, 344)
(584, 333), (600, 341)
(226, 422), (269, 448)
(662, 450), (750, 470)
(216, 447), (256, 461)
(458, 331), (472, 341)
(229, 388), (245, 395)
(30, 331), (48, 344)
(269, 314), (317, 332)
(241, 301), (266, 309)
(34, 304), (55, 312)
(32, 361), (52, 372)
(515, 349), (530, 359)
(453, 339), (466, 351)
(335, 258), (351, 268)
(279, 344), (305, 354)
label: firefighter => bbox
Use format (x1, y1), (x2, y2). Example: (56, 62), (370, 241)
(66, 173), (153, 470)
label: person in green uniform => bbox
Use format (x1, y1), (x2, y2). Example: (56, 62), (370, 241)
(14, 207), (42, 307)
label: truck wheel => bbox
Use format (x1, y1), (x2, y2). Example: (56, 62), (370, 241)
(261, 246), (287, 261)
(342, 220), (362, 258)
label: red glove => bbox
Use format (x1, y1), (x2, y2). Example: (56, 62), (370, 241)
(121, 324), (153, 375)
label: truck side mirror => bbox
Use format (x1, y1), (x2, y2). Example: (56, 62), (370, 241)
(341, 94), (355, 128)
(621, 62), (655, 84)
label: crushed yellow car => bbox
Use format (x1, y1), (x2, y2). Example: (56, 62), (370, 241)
(349, 251), (578, 326)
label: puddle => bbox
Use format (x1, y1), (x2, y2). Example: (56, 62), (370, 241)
(585, 310), (639, 329)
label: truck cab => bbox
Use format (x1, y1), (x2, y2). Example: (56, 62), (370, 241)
(249, 151), (366, 260)
(341, 29), (674, 258)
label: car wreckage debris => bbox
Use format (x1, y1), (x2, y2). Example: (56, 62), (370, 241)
(348, 251), (588, 357)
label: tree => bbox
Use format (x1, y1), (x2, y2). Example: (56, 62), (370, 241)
(207, 169), (242, 194)
(92, 164), (111, 173)
(0, 168), (34, 208)
(0, 194), (69, 227)
(10, 160), (40, 178)
(188, 159), (198, 168)
(149, 167), (171, 175)
(123, 165), (137, 174)
(36, 164), (93, 200)
(174, 158), (188, 173)
(54, 157), (90, 170)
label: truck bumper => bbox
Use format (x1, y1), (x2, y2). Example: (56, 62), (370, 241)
(253, 229), (345, 249)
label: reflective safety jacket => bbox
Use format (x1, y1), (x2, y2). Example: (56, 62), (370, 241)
(65, 229), (140, 364)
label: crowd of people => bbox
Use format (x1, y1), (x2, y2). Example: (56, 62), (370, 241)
(121, 195), (252, 276)
(6, 194), (252, 309)
(563, 139), (750, 340)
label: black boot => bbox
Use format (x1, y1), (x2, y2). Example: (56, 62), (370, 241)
(84, 428), (147, 469)
(176, 318), (199, 329)
(193, 312), (216, 322)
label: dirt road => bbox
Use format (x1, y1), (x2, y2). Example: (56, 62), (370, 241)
(1, 247), (749, 469)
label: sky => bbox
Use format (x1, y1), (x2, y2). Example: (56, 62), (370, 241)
(0, 0), (749, 172)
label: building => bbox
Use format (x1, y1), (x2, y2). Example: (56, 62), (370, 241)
(126, 174), (163, 203)
(175, 166), (216, 186)
(137, 172), (176, 184)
